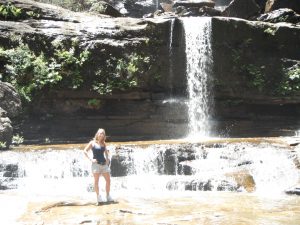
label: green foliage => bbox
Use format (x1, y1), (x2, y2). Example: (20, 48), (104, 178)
(0, 40), (89, 102)
(93, 53), (151, 95)
(0, 3), (22, 20)
(0, 141), (6, 149)
(231, 45), (265, 92)
(0, 3), (39, 20)
(12, 134), (24, 145)
(89, 1), (107, 14)
(277, 65), (300, 95)
(264, 27), (277, 36)
(243, 64), (265, 91)
(54, 46), (89, 89)
(87, 98), (101, 109)
(0, 44), (62, 101)
(26, 10), (41, 19)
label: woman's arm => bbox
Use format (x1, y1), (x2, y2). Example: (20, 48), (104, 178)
(83, 141), (94, 162)
(104, 145), (110, 165)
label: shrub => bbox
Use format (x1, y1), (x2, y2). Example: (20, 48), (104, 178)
(0, 40), (89, 102)
(92, 53), (151, 94)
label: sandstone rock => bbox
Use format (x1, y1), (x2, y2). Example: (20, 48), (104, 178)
(160, 2), (174, 12)
(89, 1), (122, 17)
(254, 0), (268, 12)
(199, 6), (222, 16)
(258, 8), (300, 24)
(173, 0), (215, 8)
(0, 0), (82, 22)
(0, 115), (12, 149)
(226, 170), (256, 192)
(0, 82), (21, 149)
(265, 0), (300, 14)
(0, 82), (22, 118)
(215, 0), (232, 6)
(222, 0), (261, 19)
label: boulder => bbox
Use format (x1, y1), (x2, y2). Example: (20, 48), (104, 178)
(254, 0), (268, 12)
(257, 8), (300, 24)
(199, 6), (222, 16)
(0, 82), (21, 149)
(0, 110), (13, 149)
(0, 82), (22, 118)
(88, 1), (122, 17)
(215, 0), (232, 6)
(0, 0), (82, 22)
(226, 170), (256, 192)
(222, 0), (261, 19)
(265, 0), (300, 14)
(0, 164), (19, 189)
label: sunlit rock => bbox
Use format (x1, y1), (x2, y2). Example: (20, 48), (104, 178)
(88, 1), (123, 17)
(222, 0), (261, 19)
(226, 170), (256, 192)
(265, 0), (300, 14)
(257, 8), (300, 24)
(0, 82), (21, 149)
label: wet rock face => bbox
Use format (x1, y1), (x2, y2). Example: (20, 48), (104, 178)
(211, 17), (300, 133)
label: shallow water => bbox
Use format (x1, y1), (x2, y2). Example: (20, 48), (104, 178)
(1, 137), (300, 224)
(2, 190), (300, 225)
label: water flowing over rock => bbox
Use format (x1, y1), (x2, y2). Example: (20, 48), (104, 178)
(182, 17), (213, 137)
(0, 140), (299, 194)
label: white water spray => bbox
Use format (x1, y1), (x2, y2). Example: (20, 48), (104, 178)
(182, 17), (213, 138)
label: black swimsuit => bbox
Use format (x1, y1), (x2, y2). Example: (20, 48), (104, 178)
(92, 143), (106, 165)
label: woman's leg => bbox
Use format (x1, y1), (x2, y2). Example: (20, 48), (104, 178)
(93, 173), (100, 198)
(102, 172), (111, 196)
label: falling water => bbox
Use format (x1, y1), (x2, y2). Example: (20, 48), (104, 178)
(182, 17), (213, 138)
(168, 18), (175, 95)
(1, 142), (298, 196)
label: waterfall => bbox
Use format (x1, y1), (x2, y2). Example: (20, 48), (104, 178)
(1, 142), (298, 196)
(168, 18), (175, 95)
(182, 17), (213, 138)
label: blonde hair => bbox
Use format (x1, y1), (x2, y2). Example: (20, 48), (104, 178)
(93, 128), (106, 143)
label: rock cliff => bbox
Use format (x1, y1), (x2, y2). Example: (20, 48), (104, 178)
(0, 0), (300, 142)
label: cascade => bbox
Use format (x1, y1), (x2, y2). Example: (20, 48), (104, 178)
(1, 142), (298, 196)
(182, 17), (213, 138)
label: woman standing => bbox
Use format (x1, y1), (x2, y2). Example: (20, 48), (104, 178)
(84, 128), (113, 205)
